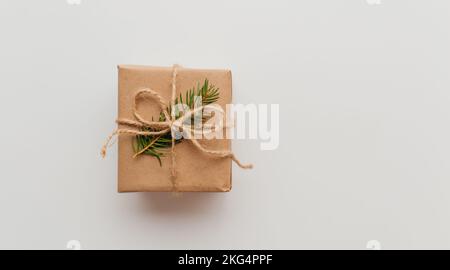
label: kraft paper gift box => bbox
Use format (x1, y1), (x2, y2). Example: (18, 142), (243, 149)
(117, 65), (233, 192)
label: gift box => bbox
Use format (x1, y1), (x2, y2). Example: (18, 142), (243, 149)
(115, 65), (237, 192)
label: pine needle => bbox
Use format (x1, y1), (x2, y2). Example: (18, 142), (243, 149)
(133, 79), (220, 166)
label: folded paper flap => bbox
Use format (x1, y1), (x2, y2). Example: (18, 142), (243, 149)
(118, 64), (231, 73)
(117, 65), (232, 192)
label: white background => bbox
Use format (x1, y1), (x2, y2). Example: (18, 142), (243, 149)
(0, 0), (449, 249)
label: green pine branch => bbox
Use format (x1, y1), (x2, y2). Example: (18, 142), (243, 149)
(133, 79), (220, 166)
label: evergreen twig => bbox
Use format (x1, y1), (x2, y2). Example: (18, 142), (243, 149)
(133, 79), (220, 165)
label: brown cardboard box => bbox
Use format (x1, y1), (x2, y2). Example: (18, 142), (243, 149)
(117, 65), (232, 192)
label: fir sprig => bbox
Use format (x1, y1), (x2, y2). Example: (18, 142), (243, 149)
(133, 79), (220, 165)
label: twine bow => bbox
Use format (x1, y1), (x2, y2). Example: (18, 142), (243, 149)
(101, 65), (252, 181)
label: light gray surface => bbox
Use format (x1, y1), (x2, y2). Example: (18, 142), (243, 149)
(0, 0), (449, 249)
